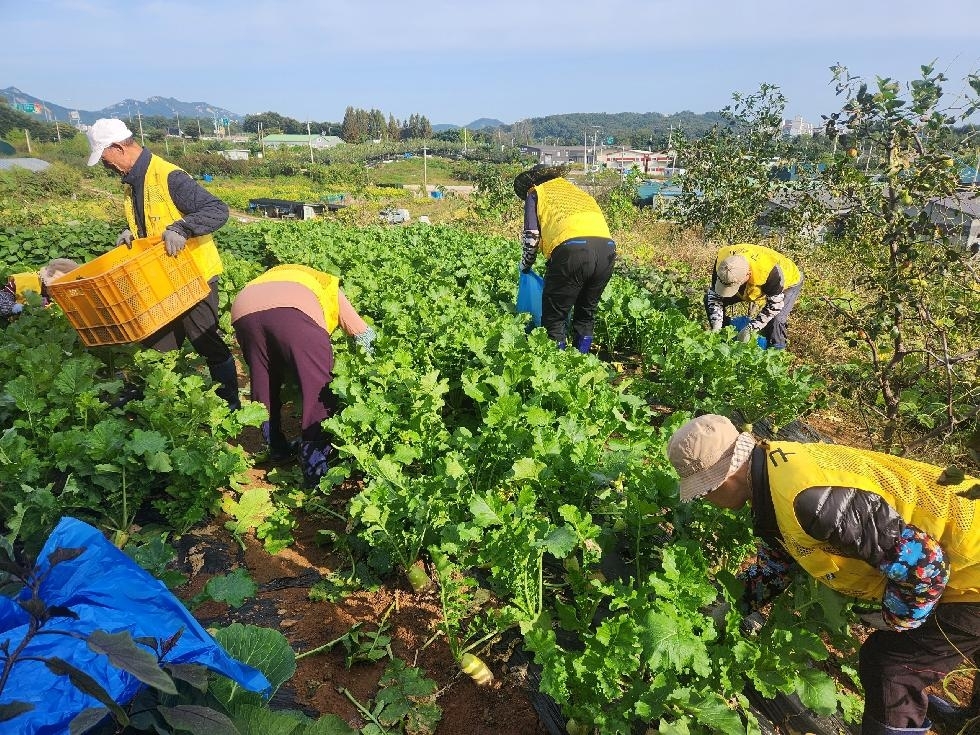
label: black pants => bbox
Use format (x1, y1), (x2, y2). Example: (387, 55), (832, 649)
(859, 602), (980, 731)
(140, 277), (232, 367)
(541, 237), (616, 343)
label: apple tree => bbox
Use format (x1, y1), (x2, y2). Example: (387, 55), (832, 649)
(819, 63), (980, 452)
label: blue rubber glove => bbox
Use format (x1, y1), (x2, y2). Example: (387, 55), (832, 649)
(162, 228), (187, 257)
(116, 229), (134, 248)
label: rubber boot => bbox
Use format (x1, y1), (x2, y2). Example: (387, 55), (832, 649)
(261, 420), (297, 463)
(575, 335), (593, 354)
(556, 340), (567, 350)
(208, 357), (241, 411)
(300, 440), (332, 488)
(861, 717), (932, 735)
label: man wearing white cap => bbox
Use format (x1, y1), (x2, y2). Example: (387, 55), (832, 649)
(704, 243), (802, 349)
(666, 414), (980, 735)
(85, 118), (239, 409)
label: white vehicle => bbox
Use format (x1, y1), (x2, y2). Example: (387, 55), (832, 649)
(379, 207), (410, 224)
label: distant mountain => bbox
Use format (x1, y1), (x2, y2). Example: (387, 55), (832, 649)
(432, 117), (507, 132)
(0, 87), (242, 125)
(498, 110), (727, 147)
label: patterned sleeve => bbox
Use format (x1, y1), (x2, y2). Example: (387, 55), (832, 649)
(520, 231), (540, 272)
(878, 524), (948, 631)
(0, 282), (19, 317)
(705, 283), (726, 332)
(737, 539), (797, 613)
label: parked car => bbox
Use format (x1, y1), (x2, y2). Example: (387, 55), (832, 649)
(379, 207), (411, 224)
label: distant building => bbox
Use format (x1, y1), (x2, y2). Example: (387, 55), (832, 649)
(520, 145), (586, 165)
(219, 149), (249, 161)
(926, 192), (980, 255)
(260, 134), (344, 150)
(781, 116), (815, 137)
(520, 145), (674, 175)
(598, 149), (672, 176)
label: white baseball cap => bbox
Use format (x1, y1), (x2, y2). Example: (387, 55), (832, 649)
(86, 118), (134, 166)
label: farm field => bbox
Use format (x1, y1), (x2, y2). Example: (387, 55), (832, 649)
(2, 79), (979, 730)
(1, 214), (848, 734)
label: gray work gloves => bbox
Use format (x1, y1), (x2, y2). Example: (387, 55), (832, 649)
(736, 325), (754, 343)
(162, 228), (187, 257)
(116, 229), (134, 248)
(353, 327), (376, 356)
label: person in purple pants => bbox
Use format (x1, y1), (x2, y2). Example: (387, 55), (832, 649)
(231, 264), (375, 487)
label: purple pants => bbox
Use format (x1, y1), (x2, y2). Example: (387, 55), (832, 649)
(233, 307), (334, 442)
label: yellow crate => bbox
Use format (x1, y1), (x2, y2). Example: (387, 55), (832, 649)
(48, 237), (210, 347)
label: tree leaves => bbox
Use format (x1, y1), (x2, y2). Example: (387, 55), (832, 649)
(86, 630), (178, 695)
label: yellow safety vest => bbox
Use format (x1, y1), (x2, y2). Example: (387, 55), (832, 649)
(715, 244), (801, 305)
(535, 178), (611, 258)
(247, 265), (341, 333)
(10, 271), (41, 302)
(766, 441), (980, 602)
(123, 156), (223, 280)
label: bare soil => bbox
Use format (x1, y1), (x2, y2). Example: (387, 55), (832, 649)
(174, 411), (547, 735)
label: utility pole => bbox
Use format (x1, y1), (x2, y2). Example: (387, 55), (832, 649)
(422, 145), (428, 194)
(24, 129), (31, 155)
(197, 118), (202, 138)
(136, 106), (145, 146)
(307, 120), (315, 165)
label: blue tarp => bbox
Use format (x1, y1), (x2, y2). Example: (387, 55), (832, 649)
(516, 270), (544, 328)
(0, 517), (271, 734)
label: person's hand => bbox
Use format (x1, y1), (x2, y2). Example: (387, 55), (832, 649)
(736, 325), (754, 343)
(162, 228), (187, 257)
(354, 327), (376, 356)
(709, 323), (723, 333)
(116, 229), (134, 248)
(11, 303), (23, 315)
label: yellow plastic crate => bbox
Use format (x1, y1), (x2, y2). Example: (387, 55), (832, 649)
(48, 237), (210, 347)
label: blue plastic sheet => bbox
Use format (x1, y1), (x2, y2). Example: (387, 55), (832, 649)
(516, 270), (544, 328)
(0, 517), (271, 734)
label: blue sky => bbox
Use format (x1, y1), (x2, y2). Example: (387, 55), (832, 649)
(4, 0), (980, 127)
